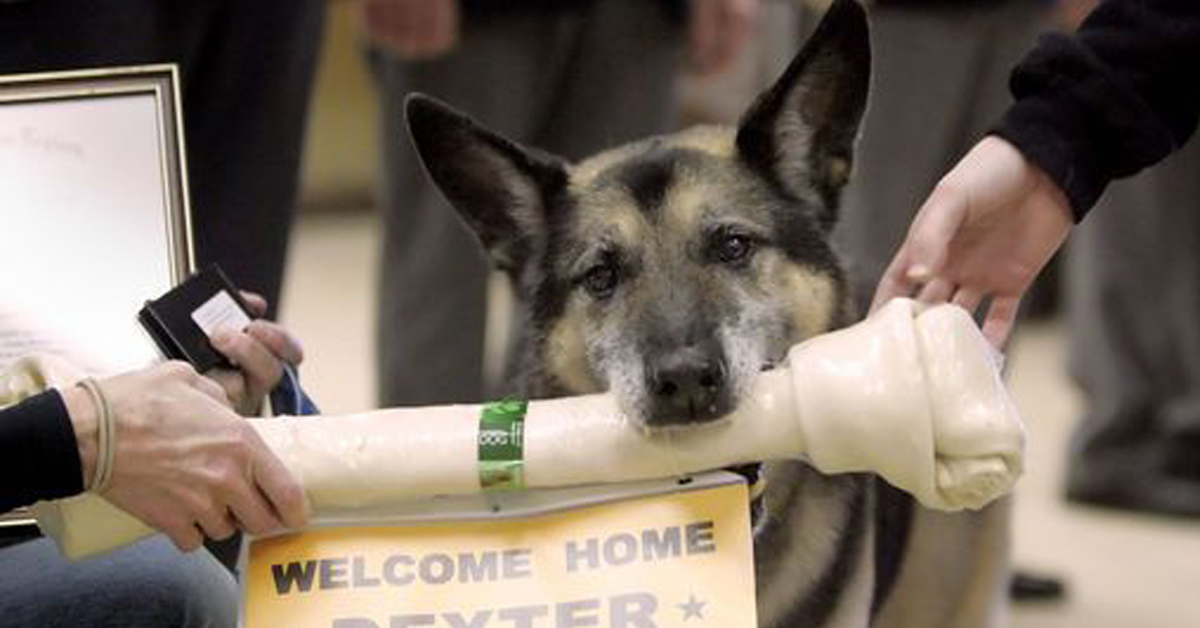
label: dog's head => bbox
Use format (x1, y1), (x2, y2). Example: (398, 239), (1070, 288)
(407, 0), (869, 428)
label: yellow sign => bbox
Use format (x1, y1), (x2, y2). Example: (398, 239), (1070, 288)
(242, 482), (757, 628)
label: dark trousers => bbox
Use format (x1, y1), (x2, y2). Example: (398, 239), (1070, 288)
(0, 0), (326, 569)
(1066, 135), (1200, 474)
(373, 1), (683, 406)
(0, 0), (326, 317)
(831, 0), (1047, 311)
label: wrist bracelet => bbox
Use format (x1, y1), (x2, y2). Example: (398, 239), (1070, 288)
(77, 378), (115, 493)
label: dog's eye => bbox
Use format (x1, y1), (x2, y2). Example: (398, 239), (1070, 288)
(715, 233), (754, 265)
(582, 263), (619, 299)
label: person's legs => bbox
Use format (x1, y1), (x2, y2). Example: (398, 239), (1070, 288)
(0, 0), (323, 570)
(0, 1), (169, 74)
(373, 11), (571, 407)
(175, 0), (326, 317)
(373, 3), (683, 406)
(1065, 134), (1200, 516)
(532, 0), (682, 160)
(0, 536), (237, 628)
(833, 2), (1043, 311)
(494, 0), (684, 393)
(829, 0), (1061, 601)
(0, 0), (324, 318)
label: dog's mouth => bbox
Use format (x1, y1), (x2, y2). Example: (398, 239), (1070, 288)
(631, 360), (773, 529)
(720, 362), (777, 530)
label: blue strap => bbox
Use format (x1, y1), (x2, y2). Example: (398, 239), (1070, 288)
(268, 363), (320, 416)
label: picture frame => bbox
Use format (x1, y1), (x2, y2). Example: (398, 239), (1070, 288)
(0, 65), (194, 533)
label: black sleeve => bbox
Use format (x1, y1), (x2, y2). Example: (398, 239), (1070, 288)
(991, 0), (1200, 220)
(0, 389), (85, 513)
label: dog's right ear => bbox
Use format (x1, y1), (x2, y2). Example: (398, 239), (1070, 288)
(406, 94), (568, 274)
(735, 0), (869, 231)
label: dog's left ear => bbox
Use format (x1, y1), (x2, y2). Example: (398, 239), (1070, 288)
(736, 0), (870, 230)
(406, 94), (568, 275)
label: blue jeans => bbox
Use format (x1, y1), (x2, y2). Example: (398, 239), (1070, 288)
(0, 536), (236, 628)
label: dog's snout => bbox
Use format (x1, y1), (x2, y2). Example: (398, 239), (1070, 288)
(645, 347), (731, 426)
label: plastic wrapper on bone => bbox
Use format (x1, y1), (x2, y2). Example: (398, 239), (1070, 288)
(7, 298), (1025, 559)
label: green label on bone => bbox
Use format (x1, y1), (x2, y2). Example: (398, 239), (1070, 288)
(478, 400), (527, 490)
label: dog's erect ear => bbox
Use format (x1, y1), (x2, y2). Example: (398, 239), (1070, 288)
(736, 0), (870, 230)
(406, 94), (568, 273)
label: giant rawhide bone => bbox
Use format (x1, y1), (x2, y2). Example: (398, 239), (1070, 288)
(12, 298), (1024, 559)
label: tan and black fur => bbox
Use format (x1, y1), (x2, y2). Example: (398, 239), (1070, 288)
(403, 1), (1010, 626)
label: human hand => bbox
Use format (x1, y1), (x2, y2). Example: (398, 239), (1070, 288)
(360, 0), (459, 60)
(687, 0), (759, 76)
(870, 136), (1074, 348)
(1055, 0), (1099, 31)
(206, 292), (305, 416)
(61, 362), (308, 552)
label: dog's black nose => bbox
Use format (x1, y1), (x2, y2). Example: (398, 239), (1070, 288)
(646, 349), (731, 426)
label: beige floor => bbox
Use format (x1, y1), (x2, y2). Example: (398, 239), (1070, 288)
(280, 210), (1200, 628)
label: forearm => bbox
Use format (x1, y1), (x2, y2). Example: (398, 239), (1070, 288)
(0, 390), (84, 512)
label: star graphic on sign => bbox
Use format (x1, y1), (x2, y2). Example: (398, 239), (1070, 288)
(678, 593), (706, 621)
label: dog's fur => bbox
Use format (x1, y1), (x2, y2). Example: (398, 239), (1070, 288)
(404, 1), (1009, 626)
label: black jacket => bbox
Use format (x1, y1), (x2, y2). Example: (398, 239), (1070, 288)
(993, 0), (1200, 219)
(0, 390), (82, 513)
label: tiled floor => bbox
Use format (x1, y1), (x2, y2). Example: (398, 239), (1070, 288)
(281, 210), (1200, 627)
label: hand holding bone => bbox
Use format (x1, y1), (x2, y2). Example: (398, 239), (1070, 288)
(6, 298), (1024, 558)
(0, 357), (307, 553)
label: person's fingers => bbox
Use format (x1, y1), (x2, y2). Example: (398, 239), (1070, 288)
(246, 321), (305, 366)
(158, 360), (231, 407)
(904, 184), (969, 279)
(689, 0), (720, 73)
(164, 519), (205, 553)
(951, 286), (984, 315)
(361, 0), (399, 48)
(406, 0), (433, 54)
(194, 506), (238, 542)
(212, 329), (284, 395)
(428, 0), (459, 56)
(372, 0), (416, 56)
(240, 291), (269, 318)
(981, 295), (1021, 349)
(248, 434), (309, 529)
(205, 369), (246, 409)
(225, 482), (283, 537)
(193, 373), (234, 407)
(871, 184), (969, 313)
(715, 0), (756, 73)
(871, 251), (918, 313)
(916, 277), (955, 305)
(408, 0), (458, 58)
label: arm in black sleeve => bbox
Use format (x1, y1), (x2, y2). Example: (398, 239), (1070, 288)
(0, 389), (84, 513)
(992, 0), (1200, 219)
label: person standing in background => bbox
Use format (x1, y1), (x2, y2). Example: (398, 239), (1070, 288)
(0, 0), (327, 571)
(1054, 0), (1200, 518)
(822, 0), (1063, 601)
(365, 0), (759, 407)
(0, 0), (326, 321)
(870, 0), (1200, 513)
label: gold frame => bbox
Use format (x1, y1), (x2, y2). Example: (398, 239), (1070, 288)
(0, 64), (194, 533)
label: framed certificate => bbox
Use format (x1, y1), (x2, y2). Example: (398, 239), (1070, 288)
(0, 65), (194, 532)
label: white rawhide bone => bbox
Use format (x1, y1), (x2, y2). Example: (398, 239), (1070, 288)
(7, 298), (1024, 559)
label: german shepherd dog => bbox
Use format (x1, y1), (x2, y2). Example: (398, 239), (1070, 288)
(405, 1), (1009, 626)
